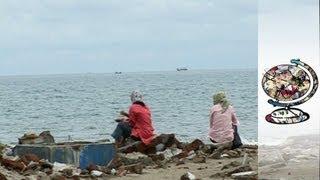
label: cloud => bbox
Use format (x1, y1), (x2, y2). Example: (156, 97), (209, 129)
(0, 0), (257, 75)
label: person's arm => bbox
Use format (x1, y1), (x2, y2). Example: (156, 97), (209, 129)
(231, 107), (240, 126)
(128, 105), (136, 127)
(209, 109), (215, 128)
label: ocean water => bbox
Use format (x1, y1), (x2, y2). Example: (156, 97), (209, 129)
(0, 70), (257, 145)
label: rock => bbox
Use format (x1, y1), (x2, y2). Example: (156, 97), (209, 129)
(183, 139), (204, 152)
(50, 172), (66, 180)
(37, 171), (48, 177)
(197, 167), (208, 170)
(71, 175), (80, 180)
(22, 169), (35, 176)
(0, 157), (26, 172)
(154, 160), (168, 169)
(172, 151), (188, 160)
(155, 143), (165, 152)
(176, 160), (185, 166)
(221, 161), (241, 170)
(80, 169), (89, 175)
(40, 159), (53, 169)
(42, 168), (53, 175)
(116, 166), (127, 177)
(241, 145), (258, 149)
(0, 143), (6, 156)
(180, 172), (196, 180)
(118, 152), (154, 167)
(160, 148), (183, 160)
(192, 155), (206, 163)
(186, 151), (196, 160)
(209, 151), (221, 159)
(241, 153), (249, 166)
(25, 175), (38, 180)
(107, 154), (124, 169)
(0, 172), (7, 180)
(231, 171), (258, 180)
(18, 131), (54, 145)
(91, 170), (103, 177)
(110, 168), (117, 175)
(86, 163), (99, 172)
(21, 154), (40, 165)
(60, 168), (73, 177)
(26, 161), (39, 171)
(225, 150), (241, 158)
(225, 165), (253, 176)
(123, 163), (143, 174)
(148, 154), (165, 162)
(201, 144), (215, 154)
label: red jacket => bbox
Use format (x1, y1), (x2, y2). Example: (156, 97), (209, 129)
(129, 103), (155, 145)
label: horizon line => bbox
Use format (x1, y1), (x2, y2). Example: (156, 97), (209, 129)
(0, 67), (257, 77)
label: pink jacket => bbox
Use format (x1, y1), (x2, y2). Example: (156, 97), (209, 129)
(209, 104), (239, 143)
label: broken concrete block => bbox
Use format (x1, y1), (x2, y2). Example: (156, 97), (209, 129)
(183, 139), (204, 152)
(0, 157), (26, 172)
(0, 172), (7, 180)
(221, 161), (241, 170)
(50, 172), (66, 180)
(192, 155), (206, 163)
(180, 172), (196, 180)
(123, 163), (143, 174)
(18, 131), (55, 145)
(231, 171), (258, 180)
(91, 170), (103, 177)
(225, 150), (241, 158)
(21, 154), (40, 165)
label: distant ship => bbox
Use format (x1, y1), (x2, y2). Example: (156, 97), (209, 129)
(115, 72), (122, 74)
(177, 67), (188, 71)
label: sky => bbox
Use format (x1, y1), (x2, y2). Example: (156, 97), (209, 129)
(0, 0), (257, 76)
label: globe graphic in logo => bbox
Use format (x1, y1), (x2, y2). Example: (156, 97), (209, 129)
(262, 59), (318, 124)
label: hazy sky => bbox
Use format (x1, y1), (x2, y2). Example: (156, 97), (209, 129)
(0, 0), (257, 75)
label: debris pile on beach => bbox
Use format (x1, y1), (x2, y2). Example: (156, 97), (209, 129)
(259, 134), (319, 179)
(0, 132), (258, 180)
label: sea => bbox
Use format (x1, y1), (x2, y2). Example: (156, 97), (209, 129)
(0, 70), (257, 145)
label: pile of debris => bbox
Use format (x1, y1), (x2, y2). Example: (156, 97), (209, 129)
(259, 134), (319, 176)
(0, 133), (258, 179)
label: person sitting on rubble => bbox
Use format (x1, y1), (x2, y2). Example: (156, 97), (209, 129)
(209, 92), (242, 152)
(111, 90), (155, 148)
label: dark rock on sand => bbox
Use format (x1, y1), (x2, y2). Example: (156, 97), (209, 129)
(0, 172), (7, 180)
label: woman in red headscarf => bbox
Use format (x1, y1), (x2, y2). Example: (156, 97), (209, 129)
(111, 91), (155, 147)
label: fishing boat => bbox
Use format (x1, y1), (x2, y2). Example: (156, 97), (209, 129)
(177, 67), (188, 71)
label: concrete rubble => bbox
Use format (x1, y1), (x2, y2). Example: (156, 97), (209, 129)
(0, 132), (258, 179)
(259, 135), (319, 179)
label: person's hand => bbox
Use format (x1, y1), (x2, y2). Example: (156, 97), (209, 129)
(115, 115), (129, 122)
(120, 111), (129, 117)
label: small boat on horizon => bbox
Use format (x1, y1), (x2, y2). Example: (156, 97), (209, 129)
(115, 72), (122, 74)
(177, 67), (188, 71)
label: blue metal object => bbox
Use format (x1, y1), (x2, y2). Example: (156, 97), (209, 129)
(13, 142), (116, 169)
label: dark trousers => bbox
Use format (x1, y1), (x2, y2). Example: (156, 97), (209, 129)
(111, 122), (132, 141)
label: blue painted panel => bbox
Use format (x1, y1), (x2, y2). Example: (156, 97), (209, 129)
(13, 143), (116, 169)
(13, 145), (51, 160)
(79, 143), (116, 169)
